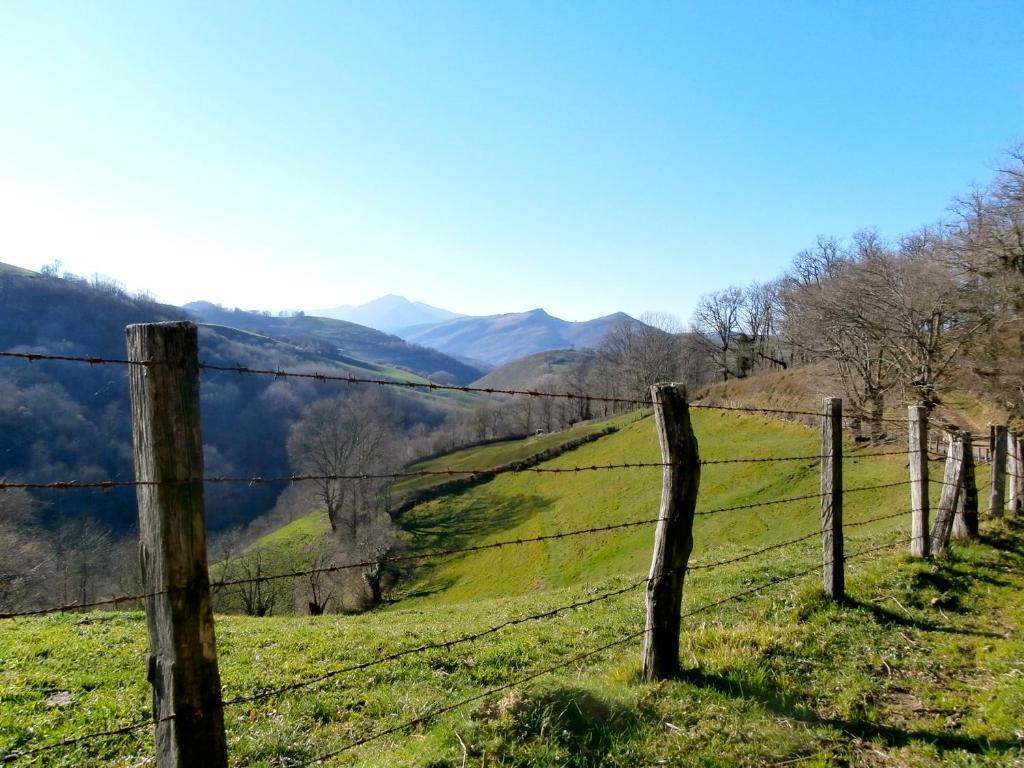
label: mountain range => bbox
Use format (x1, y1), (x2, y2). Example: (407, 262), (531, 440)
(306, 295), (638, 367)
(400, 308), (634, 367)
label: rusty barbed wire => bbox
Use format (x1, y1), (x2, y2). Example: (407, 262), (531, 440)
(0, 351), (150, 367)
(198, 361), (649, 405)
(2, 348), (844, 418)
(3, 448), (926, 493)
(0, 714), (168, 764)
(844, 480), (913, 494)
(212, 517), (666, 592)
(0, 589), (169, 620)
(695, 491), (826, 516)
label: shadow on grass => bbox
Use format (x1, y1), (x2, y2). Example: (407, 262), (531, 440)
(981, 516), (1024, 559)
(397, 493), (551, 591)
(675, 526), (1024, 758)
(680, 668), (1020, 755)
(844, 597), (1007, 640)
(400, 492), (550, 553)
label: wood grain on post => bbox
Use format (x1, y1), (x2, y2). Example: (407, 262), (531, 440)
(931, 433), (965, 557)
(908, 406), (930, 558)
(642, 383), (700, 681)
(126, 321), (228, 768)
(820, 397), (844, 601)
(989, 425), (1007, 518)
(952, 433), (978, 540)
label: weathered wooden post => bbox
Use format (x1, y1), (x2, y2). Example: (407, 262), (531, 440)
(126, 321), (228, 768)
(1010, 432), (1022, 515)
(952, 433), (978, 540)
(931, 432), (965, 557)
(821, 397), (844, 601)
(908, 405), (930, 558)
(642, 383), (700, 681)
(989, 425), (1008, 518)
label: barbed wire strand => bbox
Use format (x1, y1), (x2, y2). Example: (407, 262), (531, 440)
(0, 441), (936, 495)
(0, 715), (169, 765)
(0, 351), (148, 367)
(3, 349), (847, 419)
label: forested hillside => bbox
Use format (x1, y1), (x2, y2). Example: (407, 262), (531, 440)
(0, 269), (479, 611)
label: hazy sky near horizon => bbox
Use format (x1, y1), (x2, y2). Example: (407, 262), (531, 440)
(2, 2), (1022, 322)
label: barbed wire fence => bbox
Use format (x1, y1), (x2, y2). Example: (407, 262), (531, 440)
(1, 323), (1022, 766)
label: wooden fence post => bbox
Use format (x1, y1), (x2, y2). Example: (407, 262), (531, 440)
(989, 425), (1008, 518)
(642, 383), (700, 681)
(821, 397), (844, 601)
(931, 432), (965, 557)
(1010, 433), (1022, 515)
(126, 321), (228, 768)
(908, 405), (930, 558)
(952, 433), (978, 540)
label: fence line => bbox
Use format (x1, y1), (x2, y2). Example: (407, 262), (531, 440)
(0, 487), (913, 622)
(0, 450), (923, 493)
(4, 327), (1021, 766)
(0, 347), (881, 421)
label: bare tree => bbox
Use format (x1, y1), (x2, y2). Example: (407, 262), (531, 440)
(691, 288), (745, 381)
(598, 313), (683, 402)
(740, 280), (787, 372)
(228, 548), (278, 617)
(298, 540), (337, 615)
(781, 235), (899, 439)
(287, 390), (397, 539)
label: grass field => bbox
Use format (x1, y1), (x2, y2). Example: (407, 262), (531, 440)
(2, 410), (1020, 767)
(398, 410), (933, 604)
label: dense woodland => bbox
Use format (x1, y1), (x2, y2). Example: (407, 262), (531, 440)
(2, 145), (1023, 615)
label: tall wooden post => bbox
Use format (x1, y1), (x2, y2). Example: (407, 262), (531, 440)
(820, 398), (844, 601)
(1010, 433), (1022, 515)
(908, 405), (930, 558)
(642, 383), (700, 681)
(952, 433), (978, 540)
(989, 425), (1007, 518)
(127, 321), (228, 768)
(931, 433), (965, 557)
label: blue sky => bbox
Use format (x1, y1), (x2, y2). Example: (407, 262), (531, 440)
(1, 1), (1022, 321)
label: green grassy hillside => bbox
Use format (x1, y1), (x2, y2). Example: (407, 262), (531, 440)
(470, 349), (593, 390)
(220, 413), (641, 587)
(227, 406), (960, 613)
(399, 409), (933, 605)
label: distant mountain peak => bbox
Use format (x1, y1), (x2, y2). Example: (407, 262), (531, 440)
(310, 295), (463, 334)
(399, 309), (640, 366)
